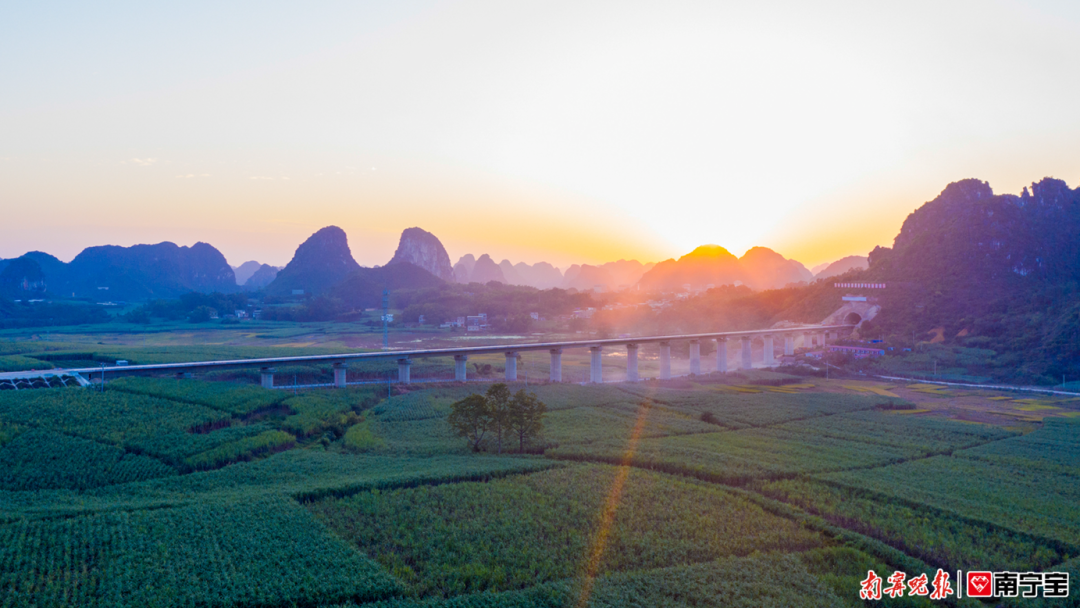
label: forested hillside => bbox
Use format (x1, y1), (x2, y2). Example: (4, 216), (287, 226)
(851, 178), (1080, 383)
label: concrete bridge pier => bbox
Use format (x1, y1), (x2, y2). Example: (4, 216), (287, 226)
(397, 358), (411, 384)
(505, 352), (518, 381)
(589, 346), (603, 383)
(764, 335), (775, 366)
(716, 338), (727, 373)
(333, 363), (347, 388)
(659, 342), (671, 380)
(784, 335), (794, 356)
(741, 337), (752, 370)
(626, 344), (639, 381)
(549, 349), (562, 382)
(454, 355), (468, 382)
(260, 367), (275, 389)
(803, 332), (814, 349)
(689, 340), (701, 375)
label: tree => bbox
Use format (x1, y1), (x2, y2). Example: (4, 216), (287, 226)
(188, 305), (214, 323)
(485, 383), (512, 454)
(446, 394), (493, 452)
(506, 389), (546, 453)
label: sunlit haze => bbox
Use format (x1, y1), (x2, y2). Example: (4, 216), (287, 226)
(3, 0), (1079, 269)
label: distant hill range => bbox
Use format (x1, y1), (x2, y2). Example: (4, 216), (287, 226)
(0, 221), (856, 303)
(0, 242), (236, 301)
(814, 255), (868, 279)
(0, 218), (878, 306)
(451, 255), (655, 291)
(637, 245), (813, 292)
(232, 261), (282, 289)
(263, 225), (446, 306)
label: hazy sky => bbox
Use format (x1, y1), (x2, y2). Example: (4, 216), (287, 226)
(2, 0), (1079, 269)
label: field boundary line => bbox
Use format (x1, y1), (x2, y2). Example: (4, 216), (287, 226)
(291, 459), (565, 503)
(802, 474), (1080, 559)
(874, 374), (1080, 398)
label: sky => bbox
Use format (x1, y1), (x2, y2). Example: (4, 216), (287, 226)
(2, 0), (1079, 270)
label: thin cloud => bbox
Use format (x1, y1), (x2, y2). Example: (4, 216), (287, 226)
(127, 158), (157, 166)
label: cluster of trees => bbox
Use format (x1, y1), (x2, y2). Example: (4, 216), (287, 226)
(124, 292), (250, 323)
(446, 383), (547, 453)
(0, 298), (111, 329)
(397, 282), (593, 326)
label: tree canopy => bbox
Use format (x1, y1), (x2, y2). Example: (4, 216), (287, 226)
(447, 384), (546, 453)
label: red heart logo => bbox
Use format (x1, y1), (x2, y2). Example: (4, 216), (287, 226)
(971, 576), (988, 592)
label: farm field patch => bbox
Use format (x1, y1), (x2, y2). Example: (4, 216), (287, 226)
(0, 327), (1075, 607)
(818, 432), (1080, 548)
(309, 464), (825, 598)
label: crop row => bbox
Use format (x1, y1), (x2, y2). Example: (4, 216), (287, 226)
(108, 377), (286, 415)
(346, 549), (876, 608)
(309, 463), (825, 598)
(0, 388), (294, 469)
(617, 385), (898, 427)
(0, 355), (52, 373)
(0, 496), (400, 608)
(819, 438), (1080, 548)
(281, 388), (379, 437)
(0, 389), (227, 448)
(753, 477), (1067, 572)
(774, 409), (1017, 453)
(548, 425), (917, 484)
(0, 430), (175, 492)
(1, 451), (558, 521)
(956, 418), (1080, 475)
(183, 430), (296, 471)
(343, 419), (384, 453)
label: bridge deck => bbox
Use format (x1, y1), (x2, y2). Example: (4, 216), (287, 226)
(0, 324), (853, 385)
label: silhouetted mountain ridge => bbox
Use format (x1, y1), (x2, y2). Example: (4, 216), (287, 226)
(0, 243), (236, 301)
(638, 245), (812, 291)
(266, 226), (359, 297)
(814, 255), (868, 279)
(388, 227), (454, 281)
(331, 262), (445, 309)
(853, 177), (1080, 382)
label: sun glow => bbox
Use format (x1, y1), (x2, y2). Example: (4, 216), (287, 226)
(2, 1), (1079, 269)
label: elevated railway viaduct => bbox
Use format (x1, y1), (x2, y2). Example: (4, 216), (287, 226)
(0, 325), (854, 390)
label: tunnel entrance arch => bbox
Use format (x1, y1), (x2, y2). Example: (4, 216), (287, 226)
(844, 312), (863, 325)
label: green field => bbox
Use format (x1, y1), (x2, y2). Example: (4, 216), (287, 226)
(0, 358), (1076, 606)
